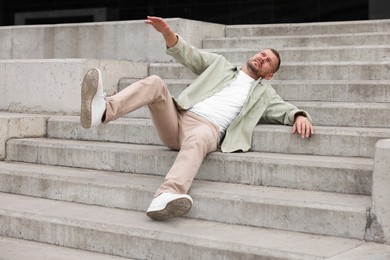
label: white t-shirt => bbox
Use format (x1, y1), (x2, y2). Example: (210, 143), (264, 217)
(189, 70), (254, 136)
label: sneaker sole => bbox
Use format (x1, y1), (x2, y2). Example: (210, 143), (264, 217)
(80, 69), (99, 129)
(146, 197), (192, 221)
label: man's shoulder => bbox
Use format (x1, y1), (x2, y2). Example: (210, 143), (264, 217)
(258, 81), (276, 93)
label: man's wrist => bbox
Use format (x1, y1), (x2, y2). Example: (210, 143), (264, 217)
(294, 112), (306, 120)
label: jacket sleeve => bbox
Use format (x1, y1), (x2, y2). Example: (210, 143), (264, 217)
(166, 34), (221, 75)
(259, 89), (312, 125)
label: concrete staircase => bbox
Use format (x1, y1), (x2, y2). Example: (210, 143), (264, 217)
(1, 18), (390, 259)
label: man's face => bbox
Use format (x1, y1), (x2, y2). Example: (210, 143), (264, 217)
(246, 49), (279, 80)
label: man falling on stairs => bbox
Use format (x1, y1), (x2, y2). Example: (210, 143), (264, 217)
(80, 16), (314, 221)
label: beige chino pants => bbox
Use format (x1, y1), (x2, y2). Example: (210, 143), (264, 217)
(104, 75), (221, 196)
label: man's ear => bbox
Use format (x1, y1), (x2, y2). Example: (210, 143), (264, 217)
(263, 73), (273, 80)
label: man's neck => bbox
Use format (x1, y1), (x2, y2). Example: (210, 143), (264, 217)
(241, 66), (260, 80)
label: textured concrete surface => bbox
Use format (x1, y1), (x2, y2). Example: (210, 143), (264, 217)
(203, 32), (390, 49)
(328, 242), (390, 260)
(0, 161), (371, 239)
(0, 113), (47, 159)
(225, 19), (390, 37)
(0, 59), (147, 114)
(207, 46), (390, 62)
(119, 78), (390, 103)
(6, 135), (373, 195)
(0, 192), (365, 259)
(0, 236), (130, 260)
(46, 115), (390, 158)
(0, 18), (225, 62)
(366, 139), (390, 244)
(148, 61), (390, 81)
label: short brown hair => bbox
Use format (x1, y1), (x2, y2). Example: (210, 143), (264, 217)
(268, 48), (281, 73)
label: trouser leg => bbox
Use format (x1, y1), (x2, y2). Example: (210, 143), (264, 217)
(103, 75), (220, 196)
(155, 112), (220, 195)
(104, 75), (181, 149)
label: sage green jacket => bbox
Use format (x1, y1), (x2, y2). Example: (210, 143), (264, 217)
(166, 35), (312, 153)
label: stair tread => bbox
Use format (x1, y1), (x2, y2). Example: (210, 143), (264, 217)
(0, 192), (365, 259)
(204, 45), (390, 51)
(206, 31), (390, 40)
(49, 115), (390, 134)
(0, 236), (129, 260)
(0, 161), (371, 210)
(7, 136), (374, 167)
(5, 136), (375, 195)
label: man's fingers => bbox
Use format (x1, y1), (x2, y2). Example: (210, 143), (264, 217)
(302, 123), (313, 138)
(293, 118), (313, 139)
(308, 124), (314, 137)
(300, 122), (306, 138)
(292, 122), (297, 134)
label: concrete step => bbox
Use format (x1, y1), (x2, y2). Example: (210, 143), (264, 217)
(203, 32), (390, 49)
(117, 79), (390, 128)
(46, 116), (390, 158)
(225, 19), (390, 37)
(149, 61), (390, 81)
(0, 192), (366, 259)
(0, 112), (47, 160)
(0, 164), (370, 239)
(0, 236), (129, 260)
(270, 80), (390, 103)
(0, 18), (224, 63)
(5, 137), (373, 195)
(293, 101), (390, 128)
(119, 78), (390, 103)
(327, 242), (390, 260)
(0, 59), (148, 115)
(204, 46), (390, 62)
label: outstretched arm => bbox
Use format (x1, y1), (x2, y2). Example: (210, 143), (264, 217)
(144, 16), (178, 48)
(259, 91), (314, 139)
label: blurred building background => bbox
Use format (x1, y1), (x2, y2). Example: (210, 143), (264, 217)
(0, 0), (388, 26)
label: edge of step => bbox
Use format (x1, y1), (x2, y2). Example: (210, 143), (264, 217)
(0, 236), (130, 260)
(0, 192), (366, 259)
(47, 116), (390, 157)
(0, 161), (371, 239)
(5, 137), (374, 195)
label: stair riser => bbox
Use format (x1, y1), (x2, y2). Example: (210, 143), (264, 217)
(294, 104), (390, 128)
(226, 21), (390, 37)
(5, 139), (373, 195)
(192, 197), (367, 239)
(0, 214), (268, 260)
(209, 48), (390, 62)
(0, 172), (367, 239)
(203, 34), (390, 49)
(47, 119), (390, 158)
(149, 63), (390, 80)
(0, 172), (154, 211)
(272, 83), (390, 103)
(252, 126), (389, 158)
(278, 64), (390, 81)
(0, 59), (147, 115)
(0, 236), (128, 260)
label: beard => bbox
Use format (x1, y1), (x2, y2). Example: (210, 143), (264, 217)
(246, 59), (259, 75)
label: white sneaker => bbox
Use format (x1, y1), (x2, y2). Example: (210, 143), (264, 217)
(80, 68), (106, 128)
(146, 193), (193, 221)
